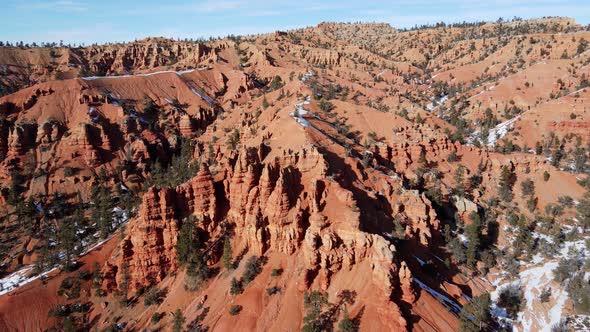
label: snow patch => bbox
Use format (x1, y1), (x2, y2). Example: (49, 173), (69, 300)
(81, 69), (195, 81)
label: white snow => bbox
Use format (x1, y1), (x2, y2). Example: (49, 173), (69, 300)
(426, 95), (448, 111)
(0, 266), (57, 296)
(458, 233), (469, 245)
(413, 278), (463, 313)
(290, 98), (313, 128)
(568, 88), (586, 96)
(486, 116), (520, 146)
(81, 69), (195, 81)
(469, 115), (521, 147)
(489, 234), (590, 332)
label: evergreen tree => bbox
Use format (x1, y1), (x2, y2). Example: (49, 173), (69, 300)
(185, 248), (210, 291)
(230, 277), (242, 295)
(16, 196), (38, 234)
(577, 192), (590, 229)
(269, 75), (283, 90)
(453, 165), (466, 197)
(497, 285), (524, 320)
(302, 291), (329, 332)
(338, 306), (356, 332)
(242, 256), (262, 285)
(176, 217), (199, 266)
(226, 129), (240, 150)
(7, 168), (24, 206)
(57, 215), (79, 270)
(459, 293), (493, 332)
(172, 309), (185, 332)
(465, 212), (482, 270)
(222, 236), (233, 270)
(498, 165), (514, 202)
(92, 169), (113, 239)
(92, 262), (104, 297)
(520, 178), (535, 197)
(119, 262), (130, 305)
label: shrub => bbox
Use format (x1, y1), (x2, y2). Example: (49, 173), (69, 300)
(554, 258), (581, 282)
(230, 277), (243, 295)
(229, 305), (242, 315)
(242, 256), (262, 284)
(497, 285), (524, 319)
(460, 293), (492, 332)
(266, 286), (281, 295)
(151, 312), (164, 324)
(144, 287), (163, 306)
(543, 171), (550, 181)
(567, 273), (590, 314)
(63, 167), (76, 177)
(270, 268), (283, 277)
(58, 277), (81, 299)
(318, 99), (334, 112)
(520, 179), (535, 197)
(540, 287), (552, 303)
(172, 309), (185, 332)
(447, 151), (459, 162)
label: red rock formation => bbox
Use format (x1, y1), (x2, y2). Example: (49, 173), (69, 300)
(115, 187), (179, 291)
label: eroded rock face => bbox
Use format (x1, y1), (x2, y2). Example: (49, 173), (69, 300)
(83, 41), (218, 76)
(7, 122), (37, 157)
(453, 195), (478, 217)
(106, 142), (438, 332)
(36, 119), (61, 145)
(115, 187), (179, 290)
(67, 123), (101, 167)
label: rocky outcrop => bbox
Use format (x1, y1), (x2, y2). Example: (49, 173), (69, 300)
(371, 124), (459, 171)
(179, 114), (195, 137)
(7, 122), (37, 157)
(83, 40), (218, 76)
(67, 123), (101, 167)
(36, 119), (61, 145)
(453, 195), (478, 217)
(115, 187), (179, 290)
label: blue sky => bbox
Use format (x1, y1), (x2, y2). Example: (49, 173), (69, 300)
(2, 0), (590, 45)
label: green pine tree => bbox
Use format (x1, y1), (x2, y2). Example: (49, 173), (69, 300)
(222, 236), (233, 270)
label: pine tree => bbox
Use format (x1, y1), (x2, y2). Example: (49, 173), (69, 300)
(222, 236), (233, 270)
(92, 262), (104, 297)
(7, 168), (24, 206)
(16, 196), (38, 234)
(92, 170), (113, 239)
(302, 291), (329, 332)
(119, 262), (130, 305)
(520, 178), (535, 197)
(453, 165), (466, 197)
(185, 249), (209, 291)
(338, 306), (356, 332)
(577, 192), (590, 229)
(230, 277), (242, 295)
(58, 215), (79, 270)
(459, 293), (492, 332)
(465, 212), (482, 270)
(498, 165), (513, 202)
(93, 185), (112, 239)
(176, 217), (199, 266)
(172, 309), (185, 332)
